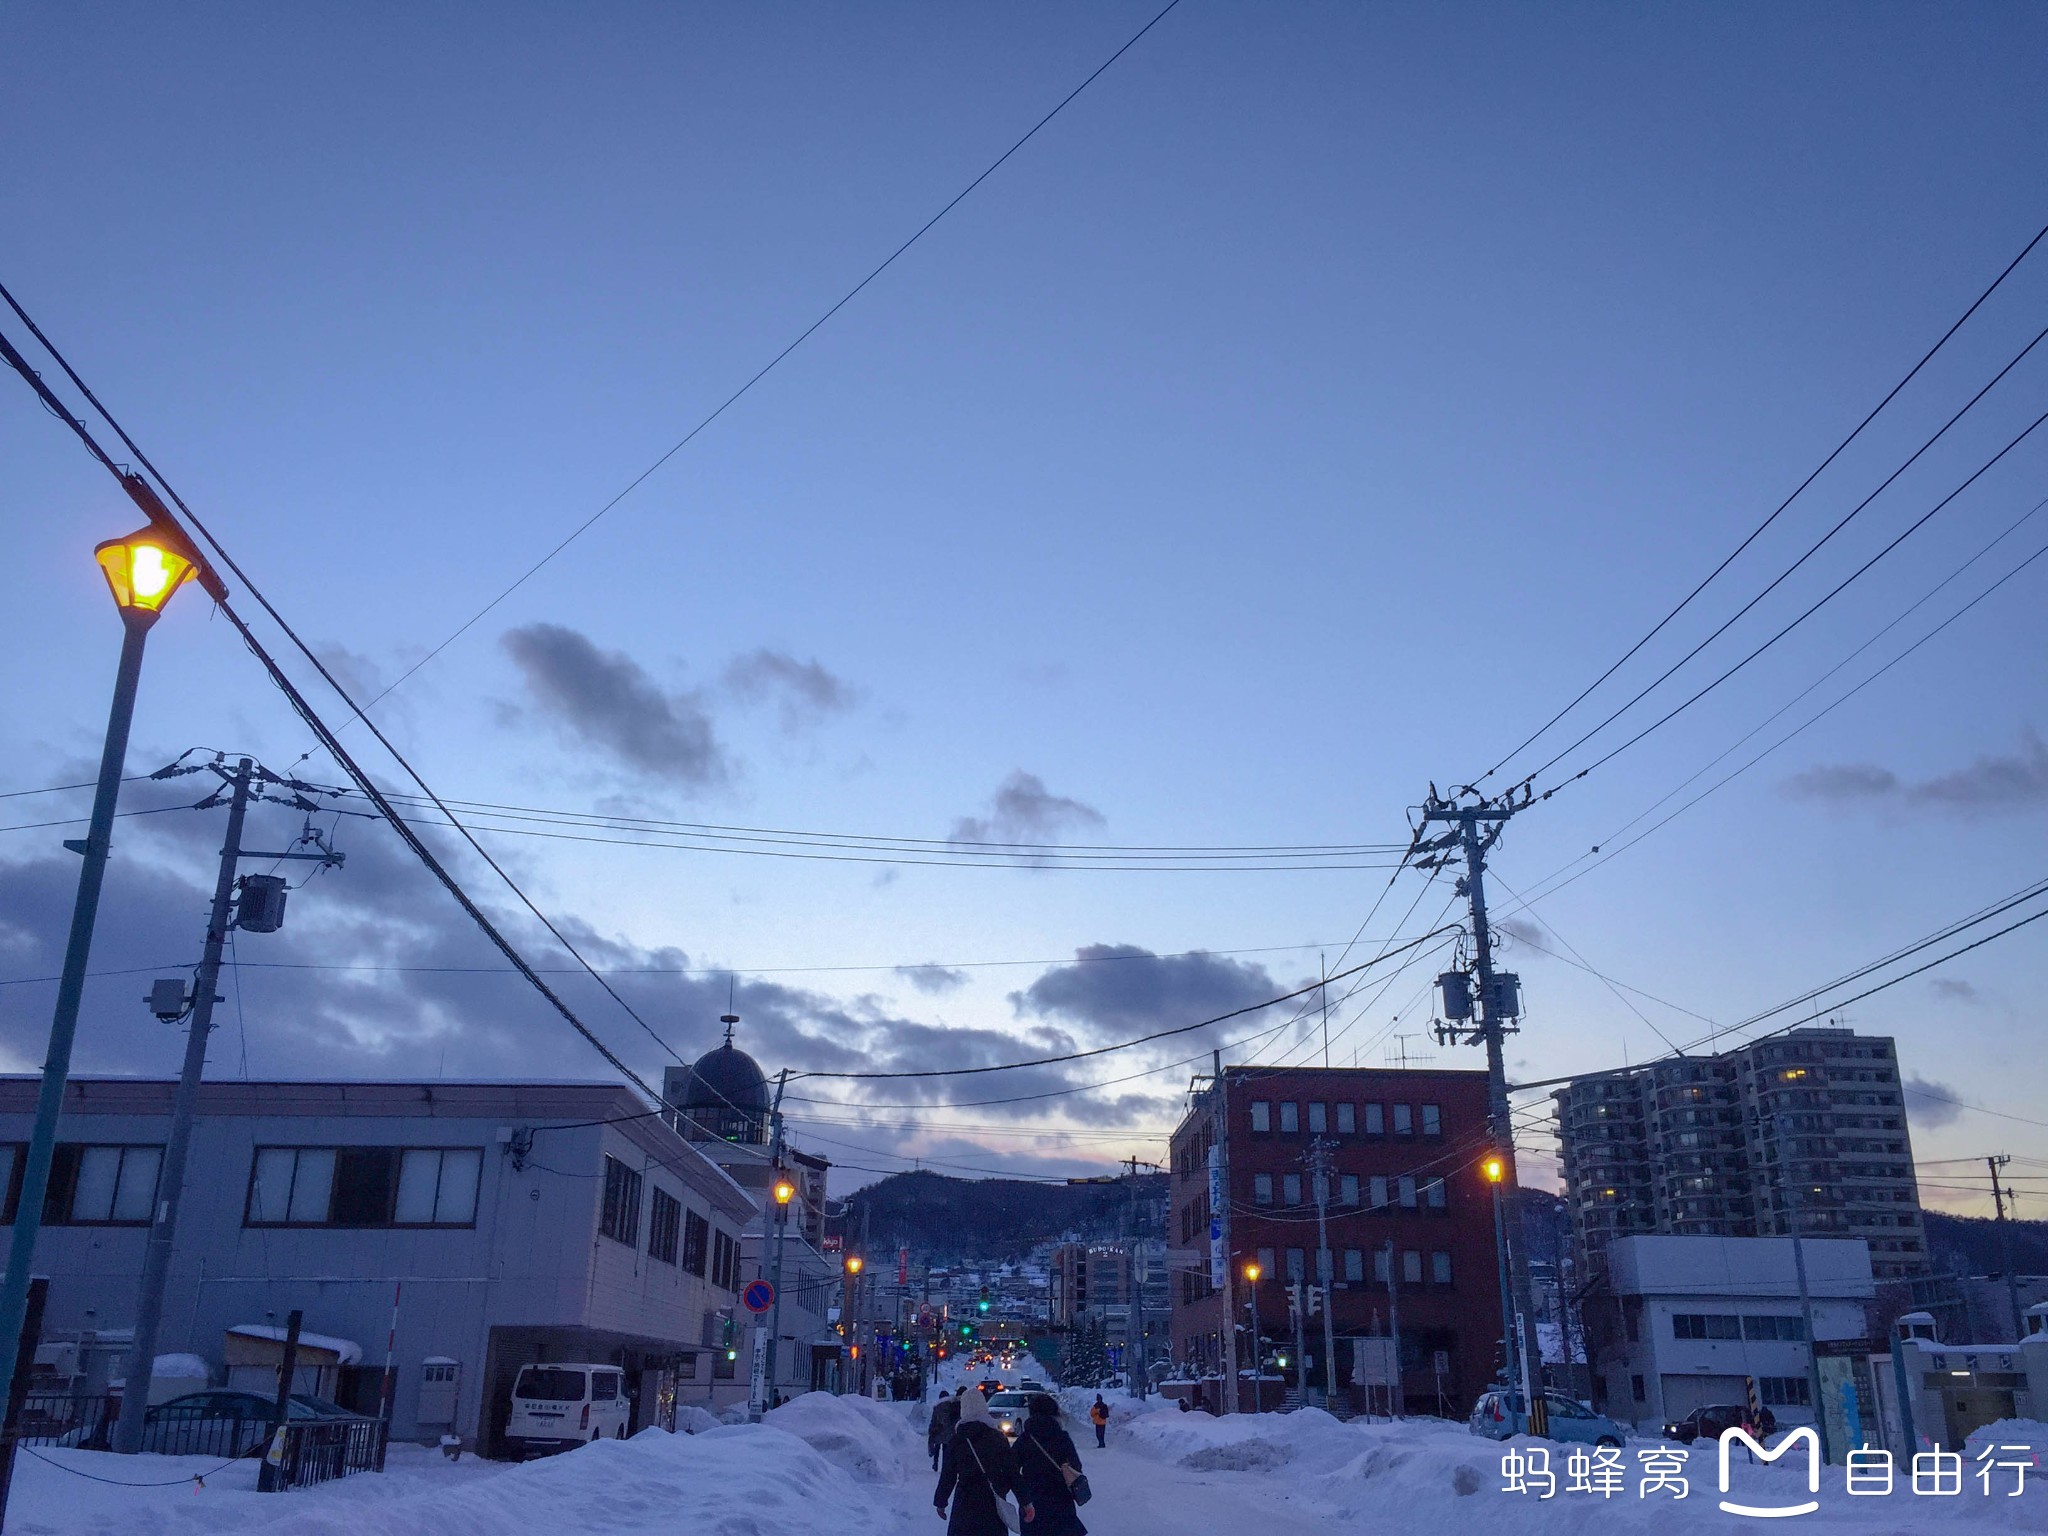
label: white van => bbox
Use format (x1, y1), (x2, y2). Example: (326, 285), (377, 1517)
(506, 1363), (630, 1457)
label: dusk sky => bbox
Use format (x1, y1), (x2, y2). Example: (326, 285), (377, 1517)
(4, 3), (2046, 1209)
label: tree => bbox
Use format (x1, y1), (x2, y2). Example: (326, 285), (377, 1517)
(1059, 1315), (1112, 1387)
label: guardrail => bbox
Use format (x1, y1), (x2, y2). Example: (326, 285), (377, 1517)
(9, 1394), (386, 1488)
(270, 1416), (388, 1489)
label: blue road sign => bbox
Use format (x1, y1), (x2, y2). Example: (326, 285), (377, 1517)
(742, 1279), (775, 1314)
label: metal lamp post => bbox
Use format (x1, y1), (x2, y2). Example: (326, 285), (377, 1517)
(0, 528), (199, 1409)
(1485, 1155), (1517, 1392)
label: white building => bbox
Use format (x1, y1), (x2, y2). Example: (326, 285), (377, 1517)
(1598, 1233), (1874, 1431)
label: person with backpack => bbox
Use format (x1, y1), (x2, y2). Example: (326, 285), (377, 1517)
(1088, 1395), (1109, 1449)
(1015, 1395), (1089, 1535)
(928, 1386), (965, 1470)
(935, 1389), (1021, 1535)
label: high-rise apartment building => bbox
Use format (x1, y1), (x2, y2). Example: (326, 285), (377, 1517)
(1554, 1027), (1927, 1284)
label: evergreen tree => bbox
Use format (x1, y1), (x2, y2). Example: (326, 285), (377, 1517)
(1059, 1315), (1112, 1386)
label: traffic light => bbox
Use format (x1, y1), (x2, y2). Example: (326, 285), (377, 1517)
(960, 1322), (973, 1338)
(1286, 1283), (1302, 1317)
(977, 1285), (991, 1315)
(1308, 1286), (1323, 1317)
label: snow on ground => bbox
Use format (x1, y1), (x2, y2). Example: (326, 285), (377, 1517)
(10, 1390), (2047, 1535)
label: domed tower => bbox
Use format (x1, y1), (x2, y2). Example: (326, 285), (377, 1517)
(664, 1014), (769, 1145)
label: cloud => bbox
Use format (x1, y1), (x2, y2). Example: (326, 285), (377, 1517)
(1495, 916), (1546, 950)
(1929, 977), (1982, 1005)
(724, 649), (859, 730)
(1903, 1076), (1965, 1129)
(1784, 730), (2048, 811)
(896, 964), (970, 995)
(1012, 944), (1283, 1047)
(501, 623), (727, 785)
(949, 772), (1105, 847)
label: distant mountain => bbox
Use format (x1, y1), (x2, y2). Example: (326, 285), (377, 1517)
(839, 1169), (1167, 1264)
(1926, 1210), (2048, 1276)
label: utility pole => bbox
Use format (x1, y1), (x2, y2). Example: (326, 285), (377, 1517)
(1211, 1050), (1239, 1414)
(1290, 1274), (1309, 1405)
(1125, 1155), (1149, 1399)
(115, 757), (339, 1454)
(1382, 1238), (1402, 1419)
(1420, 786), (1543, 1392)
(1784, 1179), (1829, 1465)
(1989, 1155), (2023, 1340)
(755, 1069), (791, 1419)
(1309, 1139), (1337, 1408)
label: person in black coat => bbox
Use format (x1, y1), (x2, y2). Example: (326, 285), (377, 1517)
(928, 1388), (964, 1470)
(935, 1389), (1020, 1536)
(1014, 1395), (1087, 1536)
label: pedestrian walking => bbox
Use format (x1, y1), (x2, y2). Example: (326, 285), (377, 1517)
(929, 1386), (965, 1470)
(1088, 1395), (1109, 1449)
(1016, 1395), (1088, 1535)
(935, 1390), (1021, 1535)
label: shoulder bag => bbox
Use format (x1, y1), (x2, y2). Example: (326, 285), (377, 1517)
(1028, 1430), (1093, 1507)
(965, 1434), (1022, 1532)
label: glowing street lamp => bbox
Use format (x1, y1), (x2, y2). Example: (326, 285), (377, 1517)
(773, 1173), (797, 1207)
(844, 1255), (863, 1276)
(1243, 1259), (1264, 1404)
(0, 522), (207, 1413)
(1484, 1152), (1516, 1390)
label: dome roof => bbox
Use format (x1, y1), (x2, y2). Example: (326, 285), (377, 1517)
(682, 1040), (769, 1115)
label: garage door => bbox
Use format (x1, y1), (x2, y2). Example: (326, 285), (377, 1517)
(1662, 1374), (1747, 1421)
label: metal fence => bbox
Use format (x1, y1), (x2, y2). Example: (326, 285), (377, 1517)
(9, 1394), (387, 1488)
(270, 1416), (388, 1489)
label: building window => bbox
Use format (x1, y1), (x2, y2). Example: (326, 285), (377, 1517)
(1392, 1104), (1414, 1136)
(245, 1146), (480, 1228)
(1250, 1102), (1271, 1133)
(1285, 1248), (1306, 1280)
(1423, 1178), (1447, 1211)
(1364, 1103), (1385, 1136)
(1307, 1103), (1327, 1134)
(682, 1209), (710, 1275)
(1344, 1249), (1364, 1283)
(1336, 1103), (1356, 1135)
(1373, 1248), (1390, 1283)
(1257, 1246), (1276, 1278)
(1631, 1374), (1646, 1402)
(1742, 1315), (1807, 1342)
(1340, 1174), (1360, 1206)
(1369, 1175), (1389, 1210)
(1430, 1251), (1453, 1286)
(1671, 1313), (1742, 1340)
(600, 1155), (643, 1246)
(1421, 1104), (1442, 1137)
(713, 1348), (737, 1381)
(1398, 1175), (1417, 1209)
(1283, 1173), (1302, 1205)
(1279, 1103), (1300, 1134)
(1759, 1377), (1811, 1407)
(649, 1188), (682, 1265)
(711, 1229), (740, 1291)
(1401, 1250), (1422, 1284)
(393, 1148), (483, 1225)
(1254, 1174), (1274, 1205)
(43, 1144), (163, 1226)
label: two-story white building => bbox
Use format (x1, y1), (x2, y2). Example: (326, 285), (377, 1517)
(0, 1075), (763, 1456)
(1598, 1233), (1874, 1431)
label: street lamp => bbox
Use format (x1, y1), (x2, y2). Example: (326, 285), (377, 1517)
(1243, 1260), (1262, 1410)
(0, 524), (204, 1409)
(773, 1174), (797, 1207)
(1484, 1153), (1517, 1392)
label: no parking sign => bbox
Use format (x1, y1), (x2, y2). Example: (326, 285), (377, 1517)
(743, 1279), (775, 1314)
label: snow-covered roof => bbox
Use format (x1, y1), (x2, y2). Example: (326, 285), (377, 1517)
(227, 1324), (363, 1365)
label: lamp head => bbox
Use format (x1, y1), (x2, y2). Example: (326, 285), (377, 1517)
(94, 525), (199, 617)
(1244, 1261), (1261, 1283)
(845, 1255), (863, 1275)
(1482, 1155), (1505, 1184)
(772, 1174), (796, 1206)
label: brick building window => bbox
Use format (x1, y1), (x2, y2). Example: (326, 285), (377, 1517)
(649, 1188), (681, 1264)
(600, 1156), (643, 1246)
(1279, 1103), (1300, 1134)
(1336, 1103), (1356, 1134)
(1254, 1174), (1274, 1205)
(1250, 1102), (1271, 1133)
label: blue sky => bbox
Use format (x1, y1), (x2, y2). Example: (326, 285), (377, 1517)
(3, 3), (2046, 1206)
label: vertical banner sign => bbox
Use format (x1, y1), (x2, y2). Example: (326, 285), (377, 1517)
(749, 1324), (769, 1408)
(1207, 1146), (1226, 1287)
(898, 1245), (910, 1286)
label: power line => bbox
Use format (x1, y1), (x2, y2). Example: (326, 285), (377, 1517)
(349, 0), (1187, 713)
(1479, 215), (2048, 788)
(1538, 403), (2048, 797)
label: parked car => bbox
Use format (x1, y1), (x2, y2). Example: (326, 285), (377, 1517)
(1663, 1403), (1776, 1444)
(1468, 1389), (1627, 1447)
(132, 1390), (343, 1457)
(506, 1363), (630, 1458)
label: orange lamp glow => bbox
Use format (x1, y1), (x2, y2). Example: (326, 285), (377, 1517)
(773, 1175), (796, 1206)
(1482, 1156), (1505, 1184)
(845, 1255), (863, 1275)
(1243, 1261), (1262, 1283)
(94, 527), (197, 616)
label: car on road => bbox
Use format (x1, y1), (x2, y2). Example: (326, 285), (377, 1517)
(1663, 1403), (1776, 1444)
(978, 1377), (1005, 1397)
(1469, 1389), (1628, 1447)
(982, 1390), (1059, 1442)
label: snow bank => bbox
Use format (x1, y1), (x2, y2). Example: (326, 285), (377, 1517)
(8, 1420), (919, 1536)
(763, 1391), (922, 1484)
(673, 1405), (721, 1435)
(1119, 1404), (1365, 1476)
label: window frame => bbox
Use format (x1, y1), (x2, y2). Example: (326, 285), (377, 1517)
(1249, 1101), (1272, 1133)
(243, 1144), (482, 1230)
(1278, 1102), (1300, 1134)
(648, 1187), (682, 1265)
(599, 1154), (644, 1247)
(51, 1143), (163, 1227)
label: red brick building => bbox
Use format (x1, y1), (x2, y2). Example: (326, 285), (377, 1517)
(1167, 1065), (1504, 1415)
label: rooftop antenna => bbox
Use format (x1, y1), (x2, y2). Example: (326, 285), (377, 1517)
(722, 975), (739, 1045)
